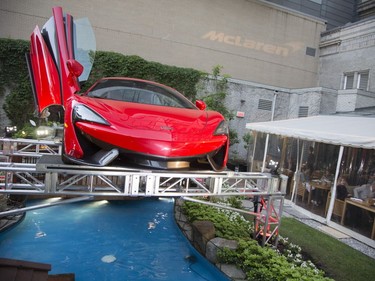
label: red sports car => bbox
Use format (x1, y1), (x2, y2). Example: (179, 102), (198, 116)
(26, 7), (229, 171)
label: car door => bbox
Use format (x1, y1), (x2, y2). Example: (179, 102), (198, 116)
(26, 6), (95, 115)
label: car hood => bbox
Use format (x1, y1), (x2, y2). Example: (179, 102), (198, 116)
(79, 97), (209, 135)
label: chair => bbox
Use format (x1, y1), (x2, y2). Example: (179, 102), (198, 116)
(325, 192), (345, 219)
(291, 179), (307, 202)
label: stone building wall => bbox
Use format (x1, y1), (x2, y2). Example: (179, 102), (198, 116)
(0, 0), (325, 89)
(319, 19), (375, 93)
(199, 79), (328, 164)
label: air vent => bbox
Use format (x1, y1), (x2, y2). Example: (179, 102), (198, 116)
(306, 47), (316, 57)
(258, 99), (272, 111)
(298, 106), (309, 117)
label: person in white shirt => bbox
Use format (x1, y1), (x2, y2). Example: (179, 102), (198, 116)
(353, 181), (375, 200)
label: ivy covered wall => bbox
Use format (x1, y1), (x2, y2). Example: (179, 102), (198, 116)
(0, 38), (203, 129)
(0, 38), (244, 165)
(0, 39), (33, 130)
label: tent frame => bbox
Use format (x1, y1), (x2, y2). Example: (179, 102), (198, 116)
(247, 115), (375, 246)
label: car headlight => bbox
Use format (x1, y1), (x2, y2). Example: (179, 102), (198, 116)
(35, 126), (56, 139)
(73, 104), (110, 125)
(214, 120), (229, 135)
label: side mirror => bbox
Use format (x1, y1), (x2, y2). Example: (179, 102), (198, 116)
(67, 59), (84, 78)
(195, 100), (207, 110)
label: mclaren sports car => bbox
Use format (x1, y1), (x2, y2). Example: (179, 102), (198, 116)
(26, 7), (229, 171)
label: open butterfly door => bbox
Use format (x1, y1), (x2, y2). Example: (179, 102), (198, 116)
(26, 6), (96, 116)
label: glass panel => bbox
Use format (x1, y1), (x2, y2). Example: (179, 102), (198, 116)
(41, 17), (59, 70)
(73, 18), (96, 82)
(344, 74), (354, 89)
(358, 72), (369, 90)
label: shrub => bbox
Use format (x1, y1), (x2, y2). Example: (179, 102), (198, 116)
(182, 199), (334, 281)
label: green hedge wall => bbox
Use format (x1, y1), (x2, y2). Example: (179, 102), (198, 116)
(0, 38), (203, 128)
(0, 38), (34, 128)
(85, 51), (204, 100)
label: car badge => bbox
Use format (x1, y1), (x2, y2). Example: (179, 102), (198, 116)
(160, 126), (173, 131)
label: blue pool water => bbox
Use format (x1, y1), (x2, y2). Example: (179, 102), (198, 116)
(0, 198), (229, 281)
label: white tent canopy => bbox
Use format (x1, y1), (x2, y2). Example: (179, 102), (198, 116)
(246, 115), (375, 245)
(246, 115), (375, 149)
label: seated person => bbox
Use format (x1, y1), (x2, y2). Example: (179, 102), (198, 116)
(351, 181), (375, 226)
(353, 181), (375, 200)
(311, 169), (332, 206)
(320, 169), (333, 183)
(299, 166), (310, 183)
(336, 177), (349, 201)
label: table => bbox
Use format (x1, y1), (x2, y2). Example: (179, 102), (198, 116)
(341, 198), (375, 240)
(308, 180), (331, 205)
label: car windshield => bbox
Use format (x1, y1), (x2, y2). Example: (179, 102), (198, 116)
(86, 79), (196, 109)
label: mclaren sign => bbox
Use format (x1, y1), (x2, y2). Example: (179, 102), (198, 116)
(202, 31), (303, 57)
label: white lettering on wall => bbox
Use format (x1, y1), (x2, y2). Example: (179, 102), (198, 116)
(202, 31), (304, 57)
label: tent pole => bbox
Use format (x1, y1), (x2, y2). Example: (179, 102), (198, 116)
(292, 141), (305, 203)
(327, 145), (344, 223)
(280, 137), (287, 169)
(291, 139), (300, 203)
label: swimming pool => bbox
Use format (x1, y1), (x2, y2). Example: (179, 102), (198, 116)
(0, 198), (229, 281)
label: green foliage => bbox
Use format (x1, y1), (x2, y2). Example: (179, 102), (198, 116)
(229, 129), (240, 146)
(83, 51), (203, 100)
(201, 65), (234, 120)
(0, 39), (203, 130)
(13, 122), (36, 139)
(3, 80), (34, 129)
(182, 200), (253, 240)
(0, 39), (234, 152)
(0, 39), (33, 128)
(243, 132), (253, 150)
(200, 65), (239, 146)
(182, 199), (334, 281)
(218, 238), (332, 281)
(224, 195), (244, 209)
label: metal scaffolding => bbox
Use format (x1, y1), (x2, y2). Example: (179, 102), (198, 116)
(0, 138), (286, 245)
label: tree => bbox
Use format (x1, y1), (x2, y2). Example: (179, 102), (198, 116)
(201, 65), (239, 146)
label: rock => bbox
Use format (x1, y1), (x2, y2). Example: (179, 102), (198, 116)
(191, 220), (215, 255)
(206, 237), (238, 264)
(218, 263), (247, 280)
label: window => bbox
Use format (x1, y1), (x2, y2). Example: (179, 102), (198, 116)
(343, 71), (369, 90)
(357, 71), (369, 90)
(343, 73), (354, 89)
(298, 106), (309, 118)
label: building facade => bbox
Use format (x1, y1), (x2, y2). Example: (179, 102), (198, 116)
(225, 16), (375, 164)
(265, 0), (357, 30)
(0, 0), (325, 88)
